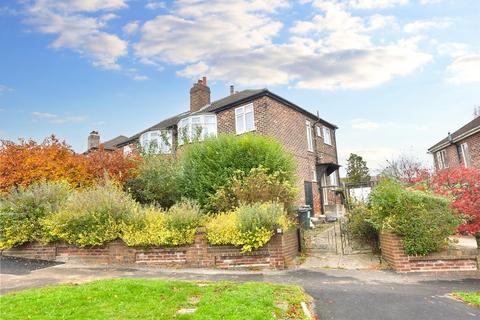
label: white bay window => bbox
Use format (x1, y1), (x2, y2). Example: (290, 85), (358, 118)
(178, 114), (217, 145)
(139, 130), (172, 154)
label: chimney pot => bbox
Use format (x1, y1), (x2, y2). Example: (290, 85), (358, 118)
(202, 76), (207, 85)
(230, 85), (234, 95)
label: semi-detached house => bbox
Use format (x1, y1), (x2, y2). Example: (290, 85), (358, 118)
(99, 77), (343, 216)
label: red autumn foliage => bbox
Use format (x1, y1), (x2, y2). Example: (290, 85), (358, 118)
(84, 146), (139, 184)
(0, 135), (138, 193)
(430, 167), (480, 235)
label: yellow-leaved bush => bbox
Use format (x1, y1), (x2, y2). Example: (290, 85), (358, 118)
(121, 200), (201, 247)
(206, 202), (293, 252)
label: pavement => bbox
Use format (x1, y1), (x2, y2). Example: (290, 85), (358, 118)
(1, 256), (479, 320)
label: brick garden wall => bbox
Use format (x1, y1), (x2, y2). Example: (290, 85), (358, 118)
(380, 231), (478, 273)
(2, 229), (299, 270)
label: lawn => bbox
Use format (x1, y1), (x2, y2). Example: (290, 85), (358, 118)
(0, 279), (313, 319)
(452, 291), (480, 307)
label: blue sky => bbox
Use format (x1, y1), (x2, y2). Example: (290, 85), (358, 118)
(1, 0), (479, 174)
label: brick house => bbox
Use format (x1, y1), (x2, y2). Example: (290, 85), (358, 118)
(428, 116), (480, 171)
(84, 131), (128, 154)
(115, 77), (342, 216)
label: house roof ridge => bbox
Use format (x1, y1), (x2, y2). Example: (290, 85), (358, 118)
(428, 116), (480, 152)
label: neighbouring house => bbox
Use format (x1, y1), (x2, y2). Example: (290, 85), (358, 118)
(84, 131), (128, 154)
(428, 116), (480, 171)
(113, 77), (342, 216)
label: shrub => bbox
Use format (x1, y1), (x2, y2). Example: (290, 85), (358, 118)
(125, 155), (182, 209)
(180, 134), (295, 211)
(0, 181), (70, 249)
(121, 200), (201, 247)
(370, 179), (459, 255)
(430, 167), (480, 236)
(0, 136), (89, 192)
(205, 202), (292, 252)
(84, 147), (139, 184)
(210, 166), (297, 212)
(346, 203), (378, 251)
(43, 181), (136, 246)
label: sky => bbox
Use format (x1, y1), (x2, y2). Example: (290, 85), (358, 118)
(0, 0), (479, 175)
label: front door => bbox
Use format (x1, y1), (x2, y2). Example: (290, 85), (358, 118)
(304, 181), (314, 215)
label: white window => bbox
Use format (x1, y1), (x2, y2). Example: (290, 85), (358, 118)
(139, 130), (172, 154)
(436, 150), (449, 169)
(306, 121), (314, 152)
(312, 167), (317, 182)
(321, 174), (329, 205)
(461, 143), (471, 168)
(235, 104), (255, 134)
(330, 171), (338, 187)
(323, 127), (332, 145)
(123, 145), (133, 156)
(316, 126), (322, 137)
(178, 114), (217, 145)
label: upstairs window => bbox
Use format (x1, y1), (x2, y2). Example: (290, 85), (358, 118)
(461, 143), (471, 167)
(139, 130), (172, 154)
(306, 121), (314, 152)
(235, 104), (255, 134)
(178, 114), (217, 145)
(316, 126), (322, 137)
(436, 149), (449, 169)
(123, 145), (133, 156)
(323, 126), (332, 145)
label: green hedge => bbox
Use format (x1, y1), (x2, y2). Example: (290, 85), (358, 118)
(370, 179), (459, 255)
(180, 134), (296, 211)
(0, 181), (70, 249)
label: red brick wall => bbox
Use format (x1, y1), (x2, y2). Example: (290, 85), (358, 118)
(380, 231), (478, 272)
(216, 96), (340, 210)
(433, 131), (480, 170)
(2, 229), (299, 270)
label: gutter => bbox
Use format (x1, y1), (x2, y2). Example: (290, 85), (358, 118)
(428, 125), (480, 153)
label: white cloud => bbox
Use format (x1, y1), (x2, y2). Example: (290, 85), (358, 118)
(348, 0), (408, 9)
(0, 85), (13, 94)
(419, 0), (444, 4)
(447, 54), (480, 84)
(403, 18), (452, 33)
(137, 0), (430, 89)
(24, 0), (128, 70)
(32, 111), (86, 124)
(122, 20), (139, 35)
(351, 119), (383, 130)
(145, 1), (166, 10)
(436, 42), (469, 58)
(133, 75), (149, 81)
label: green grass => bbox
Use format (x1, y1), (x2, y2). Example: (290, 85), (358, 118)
(452, 291), (480, 307)
(0, 279), (312, 319)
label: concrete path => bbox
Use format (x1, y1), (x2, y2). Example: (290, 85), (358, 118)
(1, 256), (479, 320)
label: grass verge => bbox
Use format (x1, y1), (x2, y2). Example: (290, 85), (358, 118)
(451, 291), (480, 307)
(0, 278), (313, 319)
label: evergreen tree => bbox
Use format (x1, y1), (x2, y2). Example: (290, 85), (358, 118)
(346, 153), (370, 184)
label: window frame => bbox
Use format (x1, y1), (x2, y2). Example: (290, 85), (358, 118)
(235, 103), (255, 134)
(436, 149), (449, 169)
(178, 114), (218, 145)
(306, 121), (314, 152)
(323, 126), (332, 146)
(139, 129), (173, 154)
(316, 126), (322, 137)
(461, 143), (471, 168)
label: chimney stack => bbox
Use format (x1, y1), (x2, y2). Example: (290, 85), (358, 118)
(190, 76), (210, 112)
(230, 85), (234, 95)
(88, 130), (100, 150)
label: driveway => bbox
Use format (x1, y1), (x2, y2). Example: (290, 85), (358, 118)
(1, 256), (479, 320)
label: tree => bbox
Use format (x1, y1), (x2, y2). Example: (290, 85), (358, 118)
(380, 153), (431, 185)
(346, 153), (370, 184)
(430, 167), (480, 242)
(84, 146), (138, 184)
(0, 136), (89, 192)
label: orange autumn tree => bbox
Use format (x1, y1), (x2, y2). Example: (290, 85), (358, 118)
(0, 135), (139, 193)
(0, 136), (89, 192)
(84, 146), (139, 184)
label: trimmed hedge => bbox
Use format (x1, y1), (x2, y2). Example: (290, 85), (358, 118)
(370, 179), (459, 255)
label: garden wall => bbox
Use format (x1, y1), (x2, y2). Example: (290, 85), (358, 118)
(380, 231), (478, 273)
(2, 229), (299, 270)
